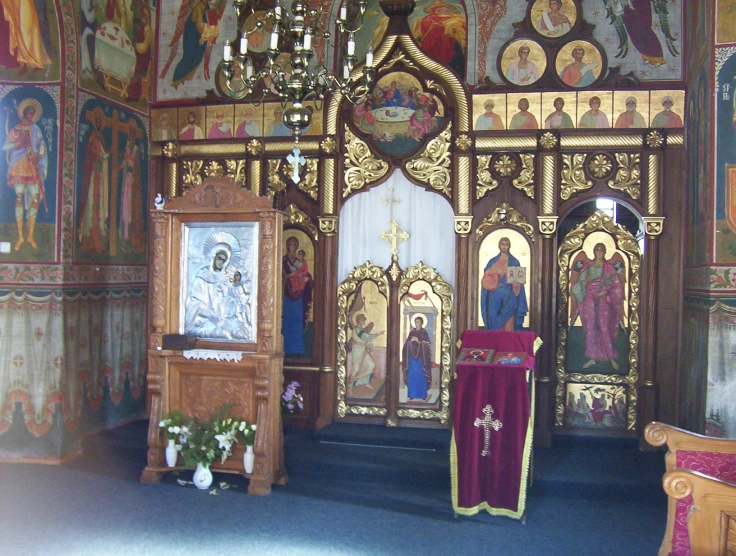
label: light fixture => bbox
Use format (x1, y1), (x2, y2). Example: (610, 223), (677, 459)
(219, 0), (375, 181)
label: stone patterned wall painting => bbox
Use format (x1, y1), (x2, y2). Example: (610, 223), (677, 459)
(75, 96), (148, 264)
(716, 49), (736, 263)
(156, 0), (237, 101)
(77, 0), (155, 113)
(590, 0), (683, 82)
(0, 0), (61, 82)
(0, 85), (59, 263)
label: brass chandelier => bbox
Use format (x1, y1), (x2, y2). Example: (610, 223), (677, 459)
(220, 0), (375, 164)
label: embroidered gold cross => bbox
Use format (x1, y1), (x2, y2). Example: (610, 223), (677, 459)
(474, 404), (503, 457)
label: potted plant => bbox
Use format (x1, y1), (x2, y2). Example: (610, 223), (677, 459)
(281, 380), (304, 415)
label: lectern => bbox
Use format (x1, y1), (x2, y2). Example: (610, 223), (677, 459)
(451, 330), (539, 519)
(141, 178), (287, 494)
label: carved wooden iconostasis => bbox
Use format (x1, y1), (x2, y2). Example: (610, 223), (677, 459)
(150, 0), (685, 444)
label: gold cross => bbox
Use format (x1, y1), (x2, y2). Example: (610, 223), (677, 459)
(474, 404), (503, 457)
(381, 220), (409, 258)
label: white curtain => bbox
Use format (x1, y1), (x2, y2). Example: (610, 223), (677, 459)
(338, 169), (456, 287)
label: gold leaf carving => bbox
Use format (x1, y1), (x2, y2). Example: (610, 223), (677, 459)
(588, 153), (613, 179)
(296, 158), (318, 201)
(336, 263), (390, 418)
(476, 154), (499, 199)
(225, 159), (247, 186)
(320, 137), (336, 153)
(494, 154), (517, 177)
(539, 132), (557, 149)
(476, 202), (534, 240)
(406, 123), (452, 197)
(247, 139), (262, 155)
(425, 79), (444, 95)
(205, 160), (224, 178)
(560, 153), (593, 200)
(285, 204), (319, 240)
(267, 159), (287, 195)
(512, 153), (535, 199)
(182, 160), (203, 189)
(398, 262), (453, 424)
(383, 50), (417, 71)
(455, 134), (472, 151)
(607, 153), (641, 200)
(555, 210), (641, 429)
(343, 126), (389, 198)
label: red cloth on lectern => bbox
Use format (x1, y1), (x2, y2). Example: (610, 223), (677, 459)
(451, 330), (536, 518)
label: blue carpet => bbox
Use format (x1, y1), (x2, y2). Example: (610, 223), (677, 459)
(0, 420), (667, 555)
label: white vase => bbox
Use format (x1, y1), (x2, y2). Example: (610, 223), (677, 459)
(193, 463), (213, 490)
(165, 439), (178, 467)
(243, 444), (255, 474)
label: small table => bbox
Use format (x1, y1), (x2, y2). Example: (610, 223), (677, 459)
(451, 330), (539, 520)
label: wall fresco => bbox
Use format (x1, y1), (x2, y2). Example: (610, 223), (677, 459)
(0, 86), (59, 263)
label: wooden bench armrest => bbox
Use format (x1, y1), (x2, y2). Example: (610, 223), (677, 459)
(645, 422), (736, 454)
(663, 469), (736, 556)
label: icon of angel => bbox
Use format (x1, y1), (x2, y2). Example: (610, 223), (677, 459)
(569, 242), (626, 371)
(346, 282), (385, 391)
(159, 0), (228, 88)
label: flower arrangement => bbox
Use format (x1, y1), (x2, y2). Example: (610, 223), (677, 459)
(281, 380), (304, 415)
(159, 410), (185, 441)
(161, 404), (249, 468)
(237, 420), (257, 447)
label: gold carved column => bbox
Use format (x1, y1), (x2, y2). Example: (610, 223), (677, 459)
(536, 132), (559, 447)
(639, 140), (665, 445)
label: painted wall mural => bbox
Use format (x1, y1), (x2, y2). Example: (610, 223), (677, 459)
(0, 0), (61, 82)
(156, 0), (237, 101)
(75, 96), (148, 264)
(715, 48), (736, 263)
(685, 60), (712, 267)
(77, 0), (156, 112)
(0, 86), (59, 263)
(0, 288), (147, 459)
(590, 0), (682, 82)
(717, 0), (736, 45)
(356, 0), (467, 77)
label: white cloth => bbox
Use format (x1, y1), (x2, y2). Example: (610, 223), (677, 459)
(338, 169), (456, 287)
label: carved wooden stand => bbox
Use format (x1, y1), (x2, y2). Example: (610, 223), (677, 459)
(140, 178), (287, 495)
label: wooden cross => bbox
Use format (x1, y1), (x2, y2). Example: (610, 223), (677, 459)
(84, 109), (144, 256)
(381, 220), (409, 258)
(474, 404), (503, 457)
(286, 147), (305, 183)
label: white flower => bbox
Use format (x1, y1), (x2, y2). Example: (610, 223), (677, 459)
(239, 422), (246, 432)
(158, 420), (167, 428)
(251, 424), (257, 431)
(215, 433), (234, 451)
